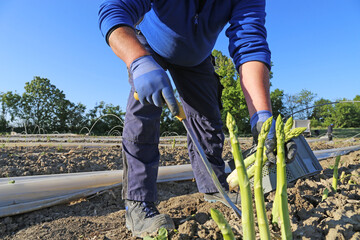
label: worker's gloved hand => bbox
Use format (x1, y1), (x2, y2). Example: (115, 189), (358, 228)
(251, 111), (297, 165)
(130, 55), (179, 116)
(284, 139), (297, 163)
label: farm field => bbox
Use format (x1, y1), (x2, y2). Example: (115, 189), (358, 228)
(0, 136), (359, 239)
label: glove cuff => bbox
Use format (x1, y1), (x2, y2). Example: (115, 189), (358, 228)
(129, 55), (157, 78)
(250, 110), (272, 129)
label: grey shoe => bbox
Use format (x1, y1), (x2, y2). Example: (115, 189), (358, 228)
(204, 191), (241, 207)
(125, 200), (175, 237)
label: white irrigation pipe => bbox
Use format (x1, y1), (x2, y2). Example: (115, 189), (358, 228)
(1, 145), (360, 218)
(0, 164), (196, 218)
(314, 145), (360, 160)
(0, 136), (252, 143)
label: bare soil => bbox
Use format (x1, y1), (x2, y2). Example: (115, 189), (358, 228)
(1, 139), (359, 239)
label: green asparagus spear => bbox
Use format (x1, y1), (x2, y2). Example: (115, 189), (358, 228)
(254, 117), (272, 240)
(210, 208), (235, 240)
(274, 115), (292, 240)
(332, 156), (341, 191)
(226, 112), (255, 240)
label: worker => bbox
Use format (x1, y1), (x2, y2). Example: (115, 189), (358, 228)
(327, 123), (334, 141)
(98, 0), (296, 237)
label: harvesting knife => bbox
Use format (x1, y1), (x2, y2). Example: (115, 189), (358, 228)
(134, 92), (242, 219)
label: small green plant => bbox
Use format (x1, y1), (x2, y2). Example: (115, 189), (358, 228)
(210, 208), (235, 240)
(348, 180), (357, 185)
(47, 136), (51, 142)
(322, 188), (329, 201)
(57, 144), (63, 152)
(339, 171), (346, 184)
(143, 227), (168, 240)
(6, 173), (15, 184)
(340, 173), (359, 185)
(0, 143), (5, 149)
(172, 138), (176, 149)
(332, 156), (341, 191)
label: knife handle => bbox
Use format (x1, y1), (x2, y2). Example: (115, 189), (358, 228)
(133, 92), (186, 121)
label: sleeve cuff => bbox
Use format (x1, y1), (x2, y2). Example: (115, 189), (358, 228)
(235, 53), (271, 73)
(105, 24), (134, 45)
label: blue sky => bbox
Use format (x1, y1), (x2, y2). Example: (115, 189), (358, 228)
(1, 0), (359, 112)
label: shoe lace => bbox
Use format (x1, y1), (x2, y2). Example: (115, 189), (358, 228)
(141, 201), (159, 218)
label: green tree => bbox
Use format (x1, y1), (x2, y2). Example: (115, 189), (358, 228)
(0, 91), (22, 131)
(296, 89), (317, 119)
(19, 76), (67, 129)
(328, 98), (360, 128)
(284, 89), (317, 119)
(354, 95), (360, 113)
(0, 91), (21, 122)
(54, 100), (86, 132)
(5, 76), (89, 133)
(212, 50), (249, 133)
(86, 101), (124, 135)
(270, 88), (285, 117)
(311, 98), (334, 127)
(212, 50), (279, 134)
(0, 93), (6, 131)
(284, 93), (298, 118)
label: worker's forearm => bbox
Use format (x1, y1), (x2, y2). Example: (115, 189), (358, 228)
(239, 61), (272, 117)
(108, 26), (149, 68)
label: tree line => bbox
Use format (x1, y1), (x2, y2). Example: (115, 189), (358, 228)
(1, 50), (360, 135)
(212, 50), (360, 133)
(0, 77), (124, 135)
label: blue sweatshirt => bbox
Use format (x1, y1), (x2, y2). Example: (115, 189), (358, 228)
(98, 0), (271, 70)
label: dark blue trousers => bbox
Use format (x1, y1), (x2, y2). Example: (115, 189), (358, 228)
(122, 32), (228, 202)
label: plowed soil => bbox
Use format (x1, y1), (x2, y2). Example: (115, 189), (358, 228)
(1, 139), (359, 240)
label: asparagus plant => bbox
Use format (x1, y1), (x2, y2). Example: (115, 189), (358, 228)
(272, 115), (292, 240)
(253, 117), (272, 240)
(210, 208), (235, 240)
(339, 171), (346, 184)
(226, 112), (255, 240)
(284, 116), (294, 137)
(172, 137), (176, 149)
(332, 156), (341, 191)
(322, 188), (329, 201)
